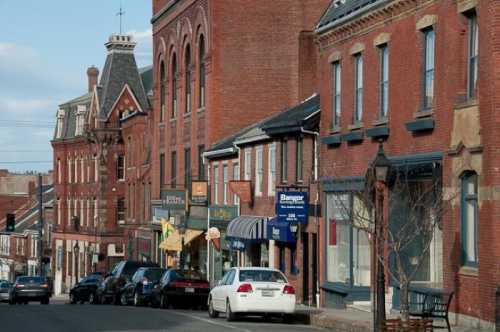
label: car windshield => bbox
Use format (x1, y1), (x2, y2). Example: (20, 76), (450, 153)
(238, 270), (287, 283)
(0, 282), (10, 288)
(144, 269), (165, 281)
(123, 262), (157, 277)
(174, 270), (204, 281)
(17, 277), (45, 284)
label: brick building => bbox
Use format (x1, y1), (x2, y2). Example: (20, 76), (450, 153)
(204, 95), (320, 304)
(0, 185), (54, 281)
(316, 0), (497, 329)
(51, 35), (153, 295)
(150, 0), (329, 272)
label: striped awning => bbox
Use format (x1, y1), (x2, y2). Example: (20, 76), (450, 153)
(226, 215), (268, 241)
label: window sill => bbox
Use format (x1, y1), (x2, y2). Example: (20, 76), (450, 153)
(459, 266), (478, 277)
(454, 99), (478, 111)
(158, 122), (165, 128)
(330, 126), (341, 134)
(169, 118), (177, 123)
(183, 112), (192, 119)
(372, 117), (388, 127)
(413, 109), (434, 119)
(197, 107), (206, 114)
(348, 122), (364, 131)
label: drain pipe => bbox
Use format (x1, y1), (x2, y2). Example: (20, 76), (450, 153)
(300, 127), (321, 308)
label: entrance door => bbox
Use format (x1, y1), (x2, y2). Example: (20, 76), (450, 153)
(302, 232), (309, 304)
(312, 233), (318, 305)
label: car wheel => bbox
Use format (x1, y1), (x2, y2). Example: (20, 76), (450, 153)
(69, 293), (77, 304)
(160, 294), (168, 309)
(89, 292), (96, 304)
(41, 297), (49, 305)
(120, 293), (128, 306)
(283, 314), (294, 324)
(226, 300), (236, 322)
(208, 297), (219, 318)
(9, 298), (15, 305)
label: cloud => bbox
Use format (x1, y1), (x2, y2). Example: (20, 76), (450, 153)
(127, 29), (152, 67)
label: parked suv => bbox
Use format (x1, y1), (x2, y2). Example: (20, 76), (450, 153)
(120, 267), (166, 306)
(97, 260), (158, 305)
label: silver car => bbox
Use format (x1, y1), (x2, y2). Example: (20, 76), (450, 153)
(0, 281), (12, 302)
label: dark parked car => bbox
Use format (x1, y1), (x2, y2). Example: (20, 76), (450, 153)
(152, 269), (210, 309)
(9, 276), (51, 305)
(120, 267), (166, 306)
(69, 275), (103, 304)
(0, 281), (12, 302)
(97, 260), (158, 305)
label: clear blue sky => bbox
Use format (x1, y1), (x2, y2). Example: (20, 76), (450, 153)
(0, 0), (152, 173)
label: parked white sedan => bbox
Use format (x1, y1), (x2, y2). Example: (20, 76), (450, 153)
(208, 267), (296, 322)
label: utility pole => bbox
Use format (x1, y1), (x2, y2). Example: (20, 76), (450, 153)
(38, 174), (44, 276)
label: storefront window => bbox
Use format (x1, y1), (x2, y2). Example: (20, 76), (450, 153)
(326, 193), (370, 287)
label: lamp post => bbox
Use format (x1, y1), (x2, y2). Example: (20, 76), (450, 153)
(370, 141), (391, 331)
(73, 242), (80, 285)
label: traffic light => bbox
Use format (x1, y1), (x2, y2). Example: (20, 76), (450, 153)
(6, 214), (15, 232)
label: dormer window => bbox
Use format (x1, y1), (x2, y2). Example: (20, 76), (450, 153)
(75, 105), (86, 136)
(56, 109), (65, 138)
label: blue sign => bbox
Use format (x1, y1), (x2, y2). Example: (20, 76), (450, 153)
(267, 218), (297, 243)
(276, 191), (309, 224)
(228, 238), (246, 251)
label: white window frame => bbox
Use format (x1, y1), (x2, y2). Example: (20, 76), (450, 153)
(57, 159), (62, 184)
(94, 155), (98, 183)
(232, 162), (240, 205)
(244, 148), (252, 181)
(268, 143), (276, 196)
(67, 198), (72, 225)
(255, 146), (263, 197)
(213, 164), (219, 205)
(80, 157), (84, 183)
(94, 198), (98, 227)
(68, 158), (72, 184)
(57, 199), (62, 225)
(74, 156), (79, 183)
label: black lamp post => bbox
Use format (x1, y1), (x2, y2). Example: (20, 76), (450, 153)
(370, 141), (391, 331)
(73, 242), (80, 284)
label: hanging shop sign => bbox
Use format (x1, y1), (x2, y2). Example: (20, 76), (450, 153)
(210, 205), (238, 222)
(191, 181), (208, 205)
(229, 180), (252, 203)
(276, 191), (309, 224)
(160, 189), (187, 212)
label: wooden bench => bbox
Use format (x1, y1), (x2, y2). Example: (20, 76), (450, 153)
(409, 291), (454, 332)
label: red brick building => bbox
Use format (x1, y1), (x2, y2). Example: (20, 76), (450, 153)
(51, 35), (153, 295)
(150, 0), (330, 273)
(205, 95), (321, 304)
(316, 0), (497, 328)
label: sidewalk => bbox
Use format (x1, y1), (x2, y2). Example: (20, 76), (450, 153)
(294, 306), (489, 332)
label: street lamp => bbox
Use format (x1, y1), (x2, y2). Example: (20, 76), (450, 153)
(369, 141), (391, 332)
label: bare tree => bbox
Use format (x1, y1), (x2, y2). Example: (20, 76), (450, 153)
(329, 164), (457, 322)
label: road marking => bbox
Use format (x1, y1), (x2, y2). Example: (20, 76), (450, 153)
(165, 310), (252, 332)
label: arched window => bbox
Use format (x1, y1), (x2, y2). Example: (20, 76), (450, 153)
(160, 61), (166, 122)
(185, 45), (191, 114)
(461, 171), (478, 267)
(171, 54), (178, 118)
(199, 35), (206, 108)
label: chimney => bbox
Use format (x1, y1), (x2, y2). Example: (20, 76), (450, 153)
(87, 66), (99, 92)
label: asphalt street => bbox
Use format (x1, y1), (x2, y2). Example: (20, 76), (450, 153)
(0, 298), (321, 332)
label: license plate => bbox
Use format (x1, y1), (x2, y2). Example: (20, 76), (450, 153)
(185, 287), (195, 293)
(261, 290), (274, 297)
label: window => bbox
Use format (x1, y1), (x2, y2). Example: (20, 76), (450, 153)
(68, 158), (72, 183)
(80, 198), (84, 227)
(160, 61), (166, 122)
(268, 143), (276, 196)
(94, 155), (98, 183)
(86, 157), (90, 183)
(354, 54), (363, 122)
(326, 193), (370, 286)
(295, 138), (303, 182)
(171, 151), (177, 188)
(184, 148), (191, 189)
(280, 140), (288, 183)
(172, 54), (178, 118)
(313, 137), (318, 181)
(93, 198), (98, 227)
(213, 164), (219, 205)
(57, 198), (62, 225)
(199, 35), (206, 108)
(86, 199), (90, 227)
(74, 157), (78, 183)
(223, 164), (229, 205)
(379, 45), (389, 118)
(56, 109), (65, 138)
(244, 149), (252, 181)
(0, 235), (10, 255)
(198, 145), (205, 180)
(16, 238), (24, 255)
(232, 162), (240, 205)
(467, 14), (478, 100)
(461, 172), (478, 266)
(255, 146), (263, 196)
(67, 198), (72, 226)
(127, 137), (132, 167)
(160, 153), (165, 188)
(423, 28), (435, 110)
(117, 198), (125, 223)
(332, 62), (341, 128)
(117, 155), (125, 180)
(80, 157), (84, 183)
(185, 45), (192, 114)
